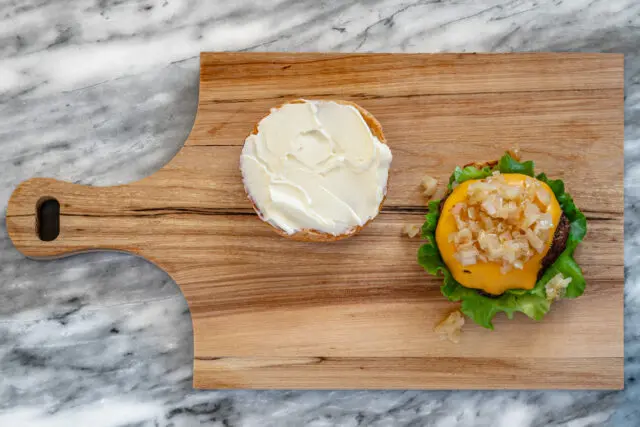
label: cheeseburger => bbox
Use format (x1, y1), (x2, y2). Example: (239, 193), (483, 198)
(418, 152), (587, 329)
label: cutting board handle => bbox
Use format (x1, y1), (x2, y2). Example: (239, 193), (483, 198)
(6, 177), (146, 259)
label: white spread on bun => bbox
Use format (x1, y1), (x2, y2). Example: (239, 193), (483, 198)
(240, 99), (392, 240)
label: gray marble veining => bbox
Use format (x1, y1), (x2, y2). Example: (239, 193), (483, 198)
(1, 0), (639, 425)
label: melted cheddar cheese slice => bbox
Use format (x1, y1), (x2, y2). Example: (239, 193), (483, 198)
(435, 173), (562, 295)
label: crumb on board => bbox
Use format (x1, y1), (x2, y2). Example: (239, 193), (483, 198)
(434, 310), (465, 343)
(402, 224), (421, 238)
(421, 175), (438, 198)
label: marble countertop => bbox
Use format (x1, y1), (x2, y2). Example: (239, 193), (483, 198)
(1, 0), (638, 425)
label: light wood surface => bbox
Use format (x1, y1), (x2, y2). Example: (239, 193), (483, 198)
(6, 53), (624, 389)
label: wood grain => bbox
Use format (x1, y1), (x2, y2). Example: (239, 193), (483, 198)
(5, 53), (624, 389)
(194, 357), (623, 390)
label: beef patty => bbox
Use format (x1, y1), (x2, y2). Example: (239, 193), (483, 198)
(539, 213), (570, 273)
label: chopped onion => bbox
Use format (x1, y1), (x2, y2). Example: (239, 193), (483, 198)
(499, 231), (512, 241)
(537, 228), (551, 244)
(468, 206), (477, 219)
(481, 215), (494, 230)
(450, 171), (557, 274)
(455, 248), (478, 266)
(456, 228), (473, 244)
(525, 228), (544, 253)
(481, 198), (498, 216)
(503, 185), (521, 199)
(508, 145), (521, 161)
(522, 203), (541, 228)
(402, 224), (421, 238)
(500, 263), (513, 274)
(537, 212), (554, 230)
(421, 175), (438, 198)
(454, 214), (467, 230)
(434, 310), (465, 343)
(451, 203), (465, 215)
(536, 189), (551, 205)
(545, 273), (572, 301)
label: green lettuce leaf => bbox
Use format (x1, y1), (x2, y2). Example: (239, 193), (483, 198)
(535, 173), (587, 297)
(536, 173), (587, 250)
(421, 200), (440, 243)
(438, 269), (551, 329)
(447, 165), (493, 191)
(536, 252), (586, 299)
(498, 153), (535, 176)
(418, 152), (587, 329)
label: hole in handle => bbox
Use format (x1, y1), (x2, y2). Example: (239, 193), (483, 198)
(37, 198), (60, 241)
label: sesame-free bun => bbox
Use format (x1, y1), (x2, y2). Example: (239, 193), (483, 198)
(243, 99), (389, 242)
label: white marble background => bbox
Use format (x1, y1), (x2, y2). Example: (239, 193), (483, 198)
(1, 0), (639, 426)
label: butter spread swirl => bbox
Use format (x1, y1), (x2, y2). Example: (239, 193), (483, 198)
(240, 100), (392, 235)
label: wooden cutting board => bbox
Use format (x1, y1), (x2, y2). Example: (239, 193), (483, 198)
(6, 53), (624, 389)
